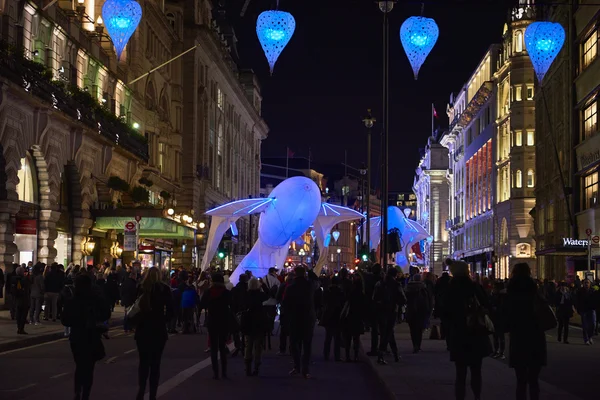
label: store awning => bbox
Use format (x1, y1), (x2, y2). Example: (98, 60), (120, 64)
(535, 246), (587, 257)
(94, 217), (195, 239)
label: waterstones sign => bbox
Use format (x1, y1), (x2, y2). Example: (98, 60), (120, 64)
(562, 237), (589, 247)
(576, 133), (600, 171)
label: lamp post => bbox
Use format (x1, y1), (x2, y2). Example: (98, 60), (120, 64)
(337, 248), (342, 270)
(299, 248), (306, 265)
(362, 110), (375, 258)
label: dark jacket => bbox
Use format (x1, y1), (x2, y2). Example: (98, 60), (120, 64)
(231, 281), (249, 313)
(319, 285), (345, 328)
(201, 283), (233, 333)
(489, 289), (507, 333)
(44, 270), (64, 293)
(443, 276), (493, 364)
(104, 272), (120, 302)
(342, 284), (366, 335)
(505, 276), (547, 368)
(62, 287), (111, 362)
(554, 289), (574, 319)
(373, 276), (407, 315)
(241, 290), (269, 335)
(282, 273), (318, 332)
(433, 273), (451, 318)
(576, 287), (596, 313)
(405, 281), (431, 323)
(135, 282), (174, 344)
(30, 273), (45, 298)
(10, 275), (31, 307)
(120, 277), (138, 308)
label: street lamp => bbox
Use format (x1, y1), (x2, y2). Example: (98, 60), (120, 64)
(362, 111), (375, 254)
(299, 248), (306, 265)
(337, 248), (342, 270)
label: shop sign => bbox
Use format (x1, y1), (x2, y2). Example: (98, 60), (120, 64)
(15, 219), (36, 235)
(576, 133), (600, 171)
(562, 237), (589, 247)
(138, 245), (155, 252)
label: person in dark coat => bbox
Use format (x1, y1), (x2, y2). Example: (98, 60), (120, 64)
(231, 274), (249, 356)
(29, 264), (45, 325)
(120, 271), (138, 332)
(11, 266), (31, 334)
(200, 272), (233, 379)
(61, 273), (111, 400)
(505, 263), (547, 400)
(320, 276), (345, 361)
(363, 263), (383, 356)
(489, 281), (507, 358)
(576, 279), (597, 345)
(283, 266), (318, 378)
(554, 282), (574, 344)
(104, 267), (120, 311)
(44, 263), (64, 321)
(134, 267), (174, 400)
(434, 272), (451, 342)
(241, 278), (269, 376)
(443, 261), (492, 400)
(374, 267), (406, 365)
(405, 274), (431, 353)
(276, 272), (295, 355)
(341, 274), (366, 362)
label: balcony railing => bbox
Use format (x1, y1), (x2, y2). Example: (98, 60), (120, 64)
(0, 42), (148, 161)
(449, 82), (493, 131)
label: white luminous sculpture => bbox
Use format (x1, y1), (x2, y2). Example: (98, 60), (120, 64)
(202, 177), (363, 283)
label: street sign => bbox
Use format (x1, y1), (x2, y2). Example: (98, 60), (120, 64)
(124, 231), (137, 251)
(125, 221), (136, 232)
(593, 235), (600, 244)
(135, 215), (142, 222)
(586, 228), (592, 236)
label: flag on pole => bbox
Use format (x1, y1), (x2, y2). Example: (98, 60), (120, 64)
(431, 103), (438, 134)
(287, 147), (295, 158)
(432, 104), (439, 119)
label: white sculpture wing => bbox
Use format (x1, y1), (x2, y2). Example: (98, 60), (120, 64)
(206, 198), (274, 216)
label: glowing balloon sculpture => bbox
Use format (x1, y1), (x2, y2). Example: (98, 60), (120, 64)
(400, 16), (439, 80)
(102, 0), (142, 60)
(201, 177), (363, 283)
(524, 22), (565, 84)
(256, 10), (296, 74)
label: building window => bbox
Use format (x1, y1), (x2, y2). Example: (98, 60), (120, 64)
(158, 143), (165, 173)
(515, 130), (522, 146)
(526, 86), (534, 100)
(217, 88), (224, 110)
(516, 170), (523, 188)
(515, 30), (523, 53)
(583, 101), (597, 139)
(527, 169), (535, 187)
(584, 171), (599, 209)
(583, 29), (598, 69)
(527, 131), (535, 146)
(515, 86), (522, 101)
(16, 157), (35, 203)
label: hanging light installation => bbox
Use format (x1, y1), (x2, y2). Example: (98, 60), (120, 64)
(524, 21), (565, 84)
(256, 4), (296, 74)
(102, 0), (143, 60)
(399, 16), (439, 80)
(332, 229), (340, 243)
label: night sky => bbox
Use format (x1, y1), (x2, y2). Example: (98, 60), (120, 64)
(227, 0), (515, 190)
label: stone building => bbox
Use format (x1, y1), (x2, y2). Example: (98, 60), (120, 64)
(413, 131), (450, 275)
(0, 0), (265, 281)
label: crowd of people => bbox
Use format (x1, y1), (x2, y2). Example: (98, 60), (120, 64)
(1, 258), (599, 400)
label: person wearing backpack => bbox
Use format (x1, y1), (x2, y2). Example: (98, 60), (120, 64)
(11, 265), (31, 334)
(443, 261), (492, 400)
(374, 267), (406, 365)
(405, 274), (432, 353)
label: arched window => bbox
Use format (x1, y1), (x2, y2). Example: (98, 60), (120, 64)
(515, 31), (523, 53)
(527, 169), (535, 187)
(516, 170), (523, 188)
(16, 156), (36, 203)
(145, 80), (156, 110)
(166, 13), (176, 30)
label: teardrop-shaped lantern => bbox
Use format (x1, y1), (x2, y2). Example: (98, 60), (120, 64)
(332, 230), (340, 243)
(400, 16), (439, 80)
(524, 22), (565, 84)
(102, 0), (142, 60)
(256, 10), (296, 74)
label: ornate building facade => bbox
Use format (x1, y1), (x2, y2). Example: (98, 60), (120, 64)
(0, 0), (266, 281)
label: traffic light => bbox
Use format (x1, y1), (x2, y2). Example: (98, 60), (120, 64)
(354, 258), (360, 265)
(359, 244), (370, 262)
(217, 248), (226, 259)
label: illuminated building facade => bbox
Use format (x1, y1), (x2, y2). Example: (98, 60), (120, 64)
(413, 132), (450, 275)
(494, 2), (537, 279)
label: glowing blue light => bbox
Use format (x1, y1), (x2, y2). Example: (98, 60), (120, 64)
(355, 234), (360, 243)
(524, 22), (565, 84)
(332, 230), (340, 242)
(256, 10), (296, 74)
(324, 233), (332, 247)
(102, 0), (142, 60)
(400, 16), (439, 80)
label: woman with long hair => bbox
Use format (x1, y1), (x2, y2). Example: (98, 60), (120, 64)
(135, 267), (174, 400)
(61, 273), (111, 400)
(505, 263), (547, 400)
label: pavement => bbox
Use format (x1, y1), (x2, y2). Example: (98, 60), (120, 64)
(0, 314), (597, 400)
(0, 308), (125, 352)
(360, 320), (598, 400)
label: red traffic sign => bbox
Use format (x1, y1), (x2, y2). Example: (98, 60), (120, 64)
(586, 228), (593, 236)
(125, 221), (136, 232)
(135, 215), (142, 222)
(593, 236), (600, 244)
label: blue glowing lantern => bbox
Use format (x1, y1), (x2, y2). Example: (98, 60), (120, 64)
(399, 16), (439, 80)
(102, 0), (142, 60)
(524, 22), (565, 84)
(256, 10), (296, 74)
